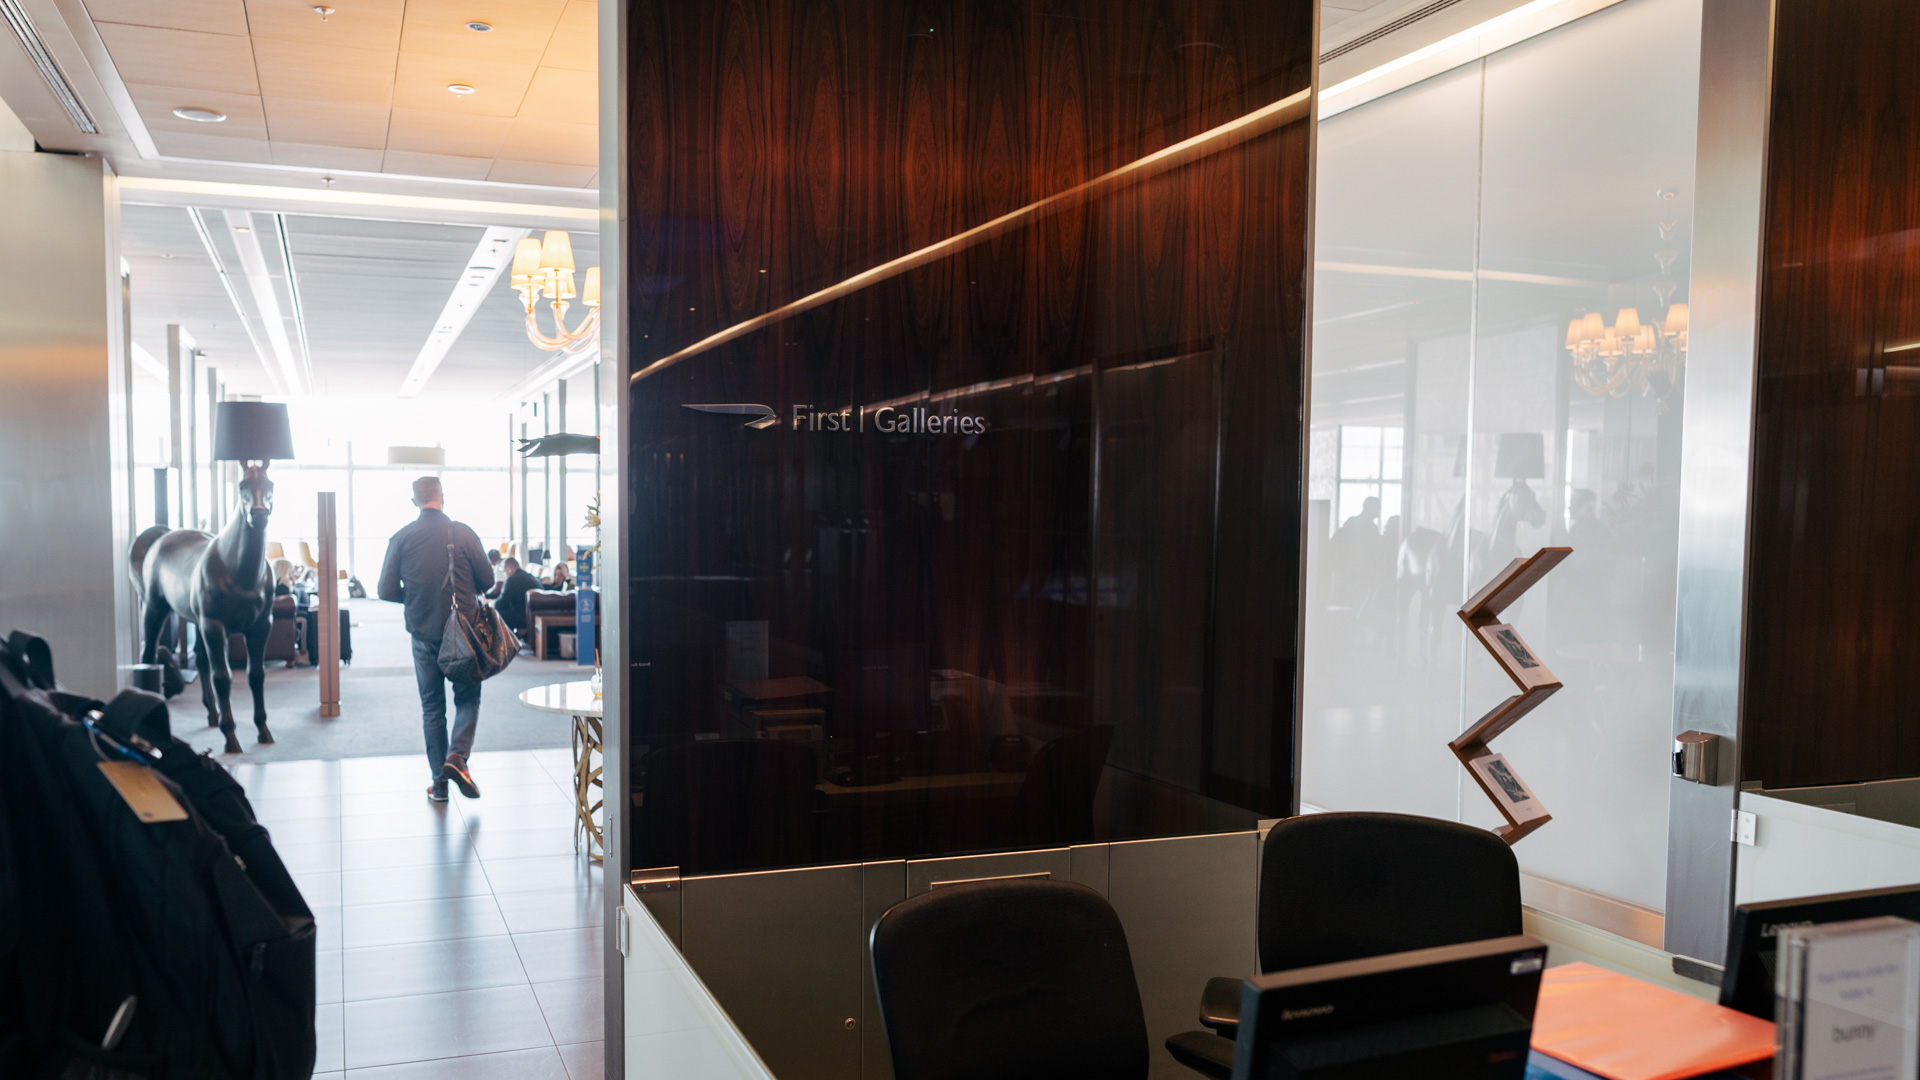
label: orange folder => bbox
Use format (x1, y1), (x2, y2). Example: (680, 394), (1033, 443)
(1530, 962), (1775, 1080)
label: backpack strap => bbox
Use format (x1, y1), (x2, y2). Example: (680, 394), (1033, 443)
(5, 631), (56, 690)
(98, 689), (172, 746)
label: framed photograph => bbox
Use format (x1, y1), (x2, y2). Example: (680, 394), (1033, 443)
(1476, 622), (1559, 690)
(1469, 753), (1545, 816)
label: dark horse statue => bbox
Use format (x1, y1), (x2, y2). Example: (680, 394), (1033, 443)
(1395, 478), (1548, 665)
(130, 467), (276, 754)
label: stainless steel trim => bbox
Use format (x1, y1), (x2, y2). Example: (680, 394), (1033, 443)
(927, 870), (1052, 889)
(1663, 0), (1776, 964)
(600, 0), (629, 1069)
(1520, 872), (1663, 949)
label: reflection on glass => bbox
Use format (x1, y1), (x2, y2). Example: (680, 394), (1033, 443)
(627, 0), (1313, 875)
(1302, 0), (1701, 912)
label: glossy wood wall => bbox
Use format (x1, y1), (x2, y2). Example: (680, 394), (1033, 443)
(624, 0), (1314, 872)
(1744, 0), (1920, 788)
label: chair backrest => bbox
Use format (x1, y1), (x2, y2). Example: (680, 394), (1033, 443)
(1257, 811), (1523, 973)
(871, 879), (1148, 1080)
(637, 739), (817, 873)
(1015, 725), (1113, 845)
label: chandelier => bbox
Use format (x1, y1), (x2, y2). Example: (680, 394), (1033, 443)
(511, 230), (600, 354)
(1565, 303), (1687, 401)
(1566, 189), (1690, 410)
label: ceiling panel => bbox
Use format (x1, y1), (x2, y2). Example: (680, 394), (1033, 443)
(84, 0), (249, 36)
(381, 149), (495, 180)
(391, 53), (536, 117)
(487, 160), (596, 187)
(242, 0), (405, 50)
(125, 83), (268, 140)
(252, 39), (398, 106)
(540, 2), (598, 71)
(261, 98), (392, 148)
(517, 66), (597, 123)
(120, 203), (271, 394)
(271, 142), (386, 170)
(82, 0), (601, 188)
(93, 22), (259, 95)
(385, 107), (511, 158)
(400, 0), (568, 65)
(151, 129), (275, 162)
(498, 118), (596, 166)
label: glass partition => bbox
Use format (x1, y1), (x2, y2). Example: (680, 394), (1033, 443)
(1302, 0), (1701, 913)
(626, 0), (1316, 875)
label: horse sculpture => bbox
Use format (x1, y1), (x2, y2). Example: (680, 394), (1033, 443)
(130, 467), (277, 754)
(1395, 479), (1548, 665)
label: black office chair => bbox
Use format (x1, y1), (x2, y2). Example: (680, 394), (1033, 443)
(635, 739), (818, 873)
(1014, 725), (1114, 845)
(1166, 812), (1524, 1077)
(871, 878), (1149, 1080)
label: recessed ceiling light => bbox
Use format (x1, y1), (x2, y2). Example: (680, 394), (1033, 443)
(233, 226), (251, 233)
(466, 21), (492, 32)
(173, 106), (227, 122)
(447, 84), (477, 95)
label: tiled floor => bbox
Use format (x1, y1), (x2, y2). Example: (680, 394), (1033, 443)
(239, 748), (605, 1079)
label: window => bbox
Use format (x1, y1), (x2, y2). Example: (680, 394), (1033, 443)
(1336, 425), (1403, 528)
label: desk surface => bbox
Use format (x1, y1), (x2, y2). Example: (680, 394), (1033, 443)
(518, 680), (602, 718)
(1526, 1049), (1757, 1079)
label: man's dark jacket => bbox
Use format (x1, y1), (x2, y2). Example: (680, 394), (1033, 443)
(377, 509), (492, 641)
(489, 568), (540, 634)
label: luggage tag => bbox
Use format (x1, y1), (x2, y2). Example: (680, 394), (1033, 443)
(97, 761), (189, 823)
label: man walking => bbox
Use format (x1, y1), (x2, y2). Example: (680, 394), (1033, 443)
(378, 476), (493, 802)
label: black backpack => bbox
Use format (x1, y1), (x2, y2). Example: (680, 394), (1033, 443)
(0, 634), (316, 1079)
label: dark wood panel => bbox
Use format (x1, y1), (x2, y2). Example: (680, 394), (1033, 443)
(625, 0), (1315, 871)
(1744, 0), (1920, 788)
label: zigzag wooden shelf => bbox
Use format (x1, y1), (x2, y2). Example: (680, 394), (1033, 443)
(1452, 546), (1571, 845)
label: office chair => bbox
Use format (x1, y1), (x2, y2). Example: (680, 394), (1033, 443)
(635, 739), (818, 873)
(1166, 812), (1523, 1077)
(871, 878), (1149, 1080)
(1014, 724), (1113, 845)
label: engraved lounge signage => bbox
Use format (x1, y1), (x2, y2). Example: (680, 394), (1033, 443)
(683, 402), (989, 436)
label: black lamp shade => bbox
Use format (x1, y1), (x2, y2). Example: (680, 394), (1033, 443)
(212, 401), (295, 461)
(1494, 432), (1546, 480)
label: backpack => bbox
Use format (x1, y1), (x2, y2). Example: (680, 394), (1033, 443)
(0, 634), (316, 1079)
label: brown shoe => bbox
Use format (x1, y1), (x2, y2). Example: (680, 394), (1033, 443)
(443, 755), (481, 799)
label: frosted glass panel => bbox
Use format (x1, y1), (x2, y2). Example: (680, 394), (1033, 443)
(1305, 61), (1482, 823)
(1303, 0), (1701, 912)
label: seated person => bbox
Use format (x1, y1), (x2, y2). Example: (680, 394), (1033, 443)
(549, 561), (573, 591)
(487, 556), (541, 640)
(272, 558), (295, 596)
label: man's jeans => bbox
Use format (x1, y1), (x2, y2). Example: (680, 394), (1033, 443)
(412, 635), (479, 790)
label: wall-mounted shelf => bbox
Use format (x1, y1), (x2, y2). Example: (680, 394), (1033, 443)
(1452, 546), (1571, 844)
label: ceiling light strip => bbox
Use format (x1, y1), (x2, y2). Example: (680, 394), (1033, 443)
(223, 210), (306, 395)
(399, 227), (530, 398)
(187, 207), (286, 397)
(0, 0), (97, 133)
(273, 214), (317, 392)
(119, 177), (597, 223)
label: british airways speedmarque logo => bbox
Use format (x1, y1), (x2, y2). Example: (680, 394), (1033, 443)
(682, 402), (989, 436)
(680, 403), (779, 429)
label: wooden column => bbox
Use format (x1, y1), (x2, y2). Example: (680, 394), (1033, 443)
(318, 491), (340, 717)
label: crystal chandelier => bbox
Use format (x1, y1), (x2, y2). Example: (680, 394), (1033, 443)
(511, 230), (600, 353)
(1564, 303), (1687, 401)
(1566, 189), (1690, 409)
